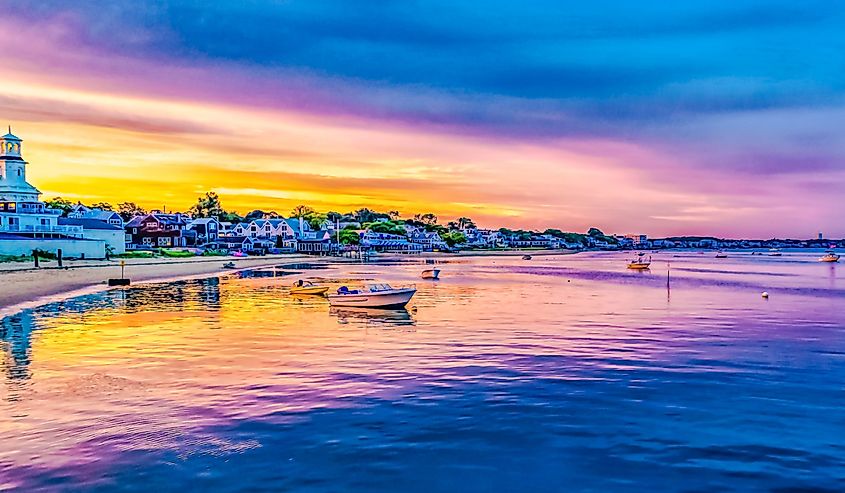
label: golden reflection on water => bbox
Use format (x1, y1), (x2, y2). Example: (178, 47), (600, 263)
(1, 252), (843, 485)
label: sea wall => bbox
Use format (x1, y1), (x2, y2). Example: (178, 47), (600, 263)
(0, 237), (106, 259)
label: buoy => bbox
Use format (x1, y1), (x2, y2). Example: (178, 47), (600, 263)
(762, 291), (769, 299)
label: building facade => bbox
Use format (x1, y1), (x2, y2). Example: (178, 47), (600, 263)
(0, 129), (106, 258)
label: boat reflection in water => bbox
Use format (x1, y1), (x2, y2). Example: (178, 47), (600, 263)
(329, 306), (416, 327)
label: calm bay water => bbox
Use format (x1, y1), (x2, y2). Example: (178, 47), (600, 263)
(2, 251), (844, 492)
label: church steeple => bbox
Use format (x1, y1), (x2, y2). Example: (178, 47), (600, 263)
(1, 126), (22, 159)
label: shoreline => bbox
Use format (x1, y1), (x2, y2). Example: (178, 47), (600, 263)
(0, 249), (579, 315)
(0, 254), (324, 316)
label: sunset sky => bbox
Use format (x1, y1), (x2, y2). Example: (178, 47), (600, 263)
(3, 1), (844, 237)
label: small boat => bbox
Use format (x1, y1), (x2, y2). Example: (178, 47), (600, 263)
(327, 283), (416, 308)
(819, 250), (840, 263)
(627, 253), (651, 270)
(231, 251), (248, 258)
(290, 280), (329, 296)
(715, 251), (728, 259)
(768, 248), (782, 257)
(222, 261), (237, 269)
(522, 255), (533, 260)
(421, 268), (441, 280)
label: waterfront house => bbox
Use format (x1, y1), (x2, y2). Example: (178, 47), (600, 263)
(125, 213), (195, 250)
(58, 217), (125, 255)
(68, 207), (123, 227)
(296, 230), (333, 254)
(362, 230), (423, 253)
(187, 217), (221, 245)
(507, 235), (553, 249)
(0, 129), (106, 258)
(408, 231), (448, 251)
(220, 235), (273, 253)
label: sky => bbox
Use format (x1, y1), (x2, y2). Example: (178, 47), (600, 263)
(2, 1), (844, 237)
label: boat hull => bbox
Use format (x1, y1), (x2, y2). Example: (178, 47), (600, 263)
(290, 286), (329, 295)
(627, 263), (651, 270)
(819, 256), (840, 263)
(421, 269), (440, 280)
(327, 288), (416, 308)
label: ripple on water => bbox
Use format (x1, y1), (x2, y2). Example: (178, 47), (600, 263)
(1, 254), (844, 492)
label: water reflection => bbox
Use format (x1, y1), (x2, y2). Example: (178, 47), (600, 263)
(0, 311), (34, 385)
(1, 253), (844, 492)
(330, 307), (416, 326)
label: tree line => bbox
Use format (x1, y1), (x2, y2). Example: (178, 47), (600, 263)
(45, 191), (610, 247)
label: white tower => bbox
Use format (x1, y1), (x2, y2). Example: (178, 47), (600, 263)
(0, 127), (41, 203)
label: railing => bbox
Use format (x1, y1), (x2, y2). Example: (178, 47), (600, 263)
(0, 224), (84, 235)
(1, 204), (63, 215)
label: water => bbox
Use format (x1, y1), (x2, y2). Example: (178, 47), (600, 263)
(2, 251), (844, 492)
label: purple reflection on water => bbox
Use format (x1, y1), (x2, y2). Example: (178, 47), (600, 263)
(1, 253), (844, 491)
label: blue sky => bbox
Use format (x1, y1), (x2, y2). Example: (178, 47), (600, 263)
(3, 1), (844, 235)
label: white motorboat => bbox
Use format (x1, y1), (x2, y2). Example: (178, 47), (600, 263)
(327, 283), (417, 308)
(819, 250), (840, 263)
(768, 248), (782, 257)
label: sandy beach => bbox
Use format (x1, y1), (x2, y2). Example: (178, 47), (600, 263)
(0, 254), (319, 313)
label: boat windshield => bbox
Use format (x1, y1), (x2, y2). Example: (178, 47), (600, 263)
(366, 284), (393, 292)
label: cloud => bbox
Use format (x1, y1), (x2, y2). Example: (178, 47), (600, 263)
(3, 1), (845, 236)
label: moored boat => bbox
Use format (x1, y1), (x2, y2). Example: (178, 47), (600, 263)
(327, 283), (416, 308)
(768, 248), (782, 257)
(421, 268), (441, 280)
(627, 253), (651, 270)
(819, 250), (840, 263)
(290, 280), (329, 295)
(522, 255), (533, 260)
(715, 251), (728, 259)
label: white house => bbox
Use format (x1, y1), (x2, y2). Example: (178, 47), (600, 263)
(69, 207), (123, 227)
(0, 129), (106, 258)
(58, 217), (125, 255)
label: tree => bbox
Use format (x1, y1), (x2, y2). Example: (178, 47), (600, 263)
(414, 213), (438, 226)
(290, 205), (327, 230)
(118, 202), (146, 221)
(218, 211), (243, 223)
(306, 211), (327, 230)
(245, 210), (279, 221)
(91, 202), (113, 211)
(588, 227), (605, 237)
(457, 217), (476, 230)
(440, 231), (467, 247)
(291, 205), (315, 219)
(339, 229), (361, 245)
(388, 210), (400, 221)
(364, 221), (406, 236)
(326, 211), (343, 223)
(44, 197), (74, 216)
(189, 192), (223, 218)
(350, 208), (392, 223)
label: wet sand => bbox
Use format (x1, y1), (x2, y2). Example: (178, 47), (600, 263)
(0, 254), (320, 313)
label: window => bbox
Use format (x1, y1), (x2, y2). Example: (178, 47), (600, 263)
(142, 237), (153, 245)
(17, 169), (21, 177)
(40, 218), (49, 226)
